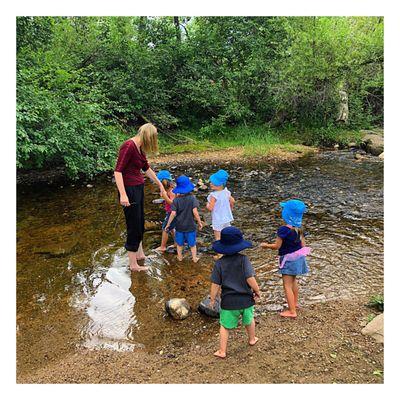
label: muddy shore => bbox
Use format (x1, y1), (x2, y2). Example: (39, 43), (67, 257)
(17, 146), (314, 186)
(18, 298), (383, 384)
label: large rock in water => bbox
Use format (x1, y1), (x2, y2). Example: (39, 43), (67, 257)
(361, 131), (384, 156)
(165, 298), (191, 320)
(361, 313), (384, 343)
(198, 295), (221, 318)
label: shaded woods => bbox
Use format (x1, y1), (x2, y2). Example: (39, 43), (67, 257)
(16, 16), (383, 178)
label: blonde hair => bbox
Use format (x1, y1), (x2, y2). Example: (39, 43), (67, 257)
(137, 123), (159, 154)
(291, 227), (305, 243)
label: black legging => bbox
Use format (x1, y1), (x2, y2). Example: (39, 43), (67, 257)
(121, 184), (145, 252)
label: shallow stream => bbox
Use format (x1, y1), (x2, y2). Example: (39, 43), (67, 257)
(17, 150), (383, 373)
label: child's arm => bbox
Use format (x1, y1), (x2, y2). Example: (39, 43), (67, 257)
(260, 237), (283, 250)
(229, 195), (235, 210)
(192, 207), (203, 230)
(246, 277), (261, 300)
(164, 210), (176, 231)
(210, 283), (220, 308)
(161, 190), (174, 205)
(206, 196), (216, 211)
(301, 235), (306, 247)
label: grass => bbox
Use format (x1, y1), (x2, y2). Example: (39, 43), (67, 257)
(158, 124), (363, 157)
(367, 294), (384, 312)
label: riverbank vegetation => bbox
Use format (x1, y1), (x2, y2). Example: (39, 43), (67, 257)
(17, 16), (383, 178)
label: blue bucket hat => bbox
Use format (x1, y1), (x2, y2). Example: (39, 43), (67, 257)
(157, 170), (172, 181)
(172, 175), (195, 194)
(280, 199), (307, 228)
(209, 169), (229, 186)
(212, 226), (252, 255)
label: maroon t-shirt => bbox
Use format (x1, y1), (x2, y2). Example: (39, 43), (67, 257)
(114, 139), (150, 186)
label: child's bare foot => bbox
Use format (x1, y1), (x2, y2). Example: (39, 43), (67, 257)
(177, 255), (183, 261)
(130, 265), (149, 272)
(192, 256), (200, 263)
(213, 350), (226, 359)
(155, 246), (166, 252)
(249, 337), (259, 346)
(213, 254), (222, 260)
(296, 303), (301, 309)
(280, 310), (297, 318)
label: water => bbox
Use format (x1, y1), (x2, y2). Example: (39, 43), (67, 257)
(17, 150), (383, 373)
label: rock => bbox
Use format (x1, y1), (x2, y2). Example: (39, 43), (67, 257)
(144, 220), (160, 231)
(198, 184), (208, 191)
(198, 295), (220, 318)
(354, 153), (364, 161)
(361, 132), (384, 156)
(333, 144), (339, 150)
(34, 240), (78, 258)
(348, 142), (357, 148)
(86, 184), (93, 188)
(361, 313), (383, 343)
(378, 152), (384, 160)
(165, 298), (191, 320)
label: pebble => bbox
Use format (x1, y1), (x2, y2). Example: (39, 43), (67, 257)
(86, 184), (93, 188)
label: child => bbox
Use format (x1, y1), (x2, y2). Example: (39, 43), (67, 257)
(165, 175), (203, 263)
(155, 170), (176, 252)
(206, 169), (235, 258)
(206, 169), (235, 239)
(260, 199), (311, 318)
(209, 226), (260, 359)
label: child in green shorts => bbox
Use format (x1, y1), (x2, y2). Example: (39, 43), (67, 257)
(209, 226), (261, 359)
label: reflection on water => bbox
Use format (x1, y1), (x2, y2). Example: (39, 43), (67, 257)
(17, 150), (383, 369)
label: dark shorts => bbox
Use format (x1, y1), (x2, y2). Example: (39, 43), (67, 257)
(120, 184), (144, 252)
(175, 230), (196, 247)
(162, 212), (176, 231)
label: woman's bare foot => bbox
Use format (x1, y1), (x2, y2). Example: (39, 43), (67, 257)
(192, 256), (200, 263)
(130, 265), (149, 272)
(249, 337), (259, 346)
(296, 303), (301, 309)
(280, 310), (297, 318)
(213, 350), (226, 359)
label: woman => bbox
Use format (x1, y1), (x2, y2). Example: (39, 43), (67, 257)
(114, 123), (165, 271)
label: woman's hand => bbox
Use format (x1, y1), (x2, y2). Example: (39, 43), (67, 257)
(120, 194), (130, 207)
(198, 221), (204, 231)
(260, 242), (269, 249)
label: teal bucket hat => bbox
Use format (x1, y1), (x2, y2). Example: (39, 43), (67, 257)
(209, 169), (229, 186)
(157, 170), (172, 181)
(280, 199), (307, 228)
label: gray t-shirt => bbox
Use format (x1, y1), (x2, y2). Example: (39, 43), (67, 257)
(210, 253), (255, 310)
(171, 194), (200, 232)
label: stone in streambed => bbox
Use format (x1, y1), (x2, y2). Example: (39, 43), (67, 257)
(198, 295), (221, 318)
(165, 298), (191, 320)
(144, 220), (161, 231)
(361, 313), (384, 343)
(361, 131), (384, 156)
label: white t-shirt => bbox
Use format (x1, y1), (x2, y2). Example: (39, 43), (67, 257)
(207, 188), (234, 228)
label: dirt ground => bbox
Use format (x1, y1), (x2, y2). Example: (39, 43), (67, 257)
(18, 297), (383, 384)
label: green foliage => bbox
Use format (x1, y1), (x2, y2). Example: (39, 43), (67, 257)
(16, 16), (383, 178)
(367, 294), (384, 312)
